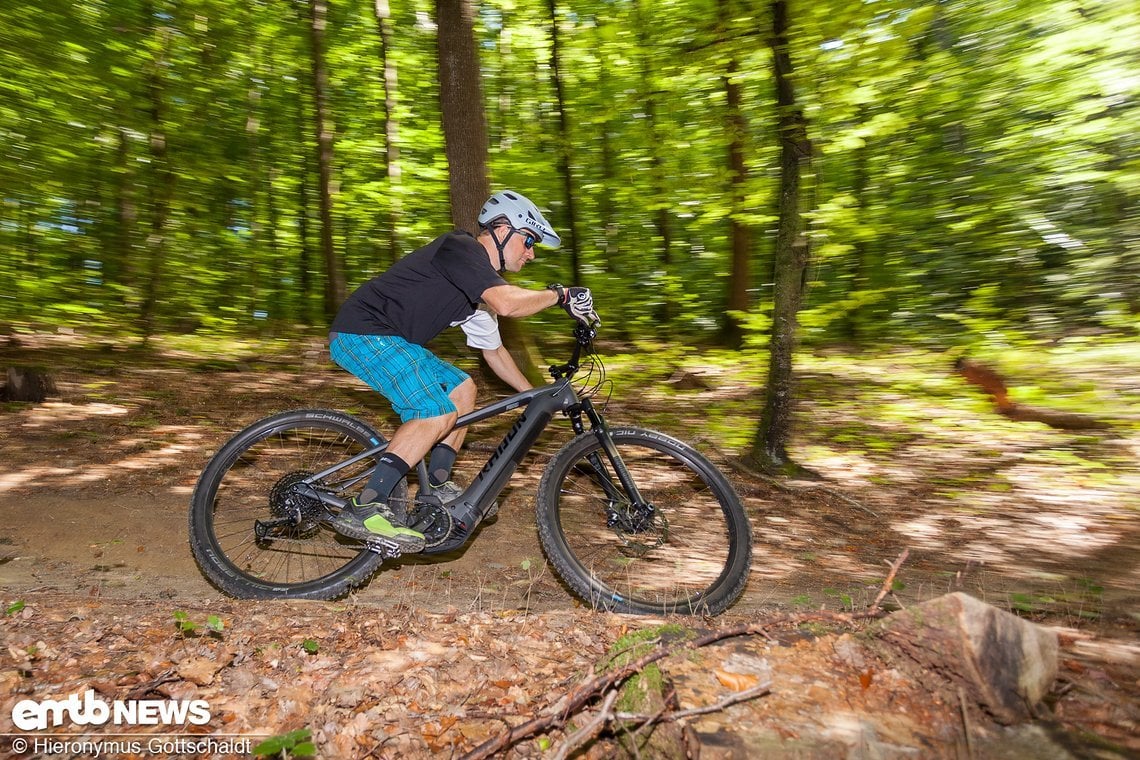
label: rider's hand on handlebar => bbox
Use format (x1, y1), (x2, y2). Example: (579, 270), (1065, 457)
(548, 284), (599, 326)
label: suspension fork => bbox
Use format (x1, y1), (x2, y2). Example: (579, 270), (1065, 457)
(569, 399), (648, 508)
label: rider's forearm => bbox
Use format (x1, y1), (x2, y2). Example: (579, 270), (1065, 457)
(481, 284), (559, 318)
(482, 345), (533, 392)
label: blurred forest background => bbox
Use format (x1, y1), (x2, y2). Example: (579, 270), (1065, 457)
(1, 0), (1137, 347)
(2, 0), (1140, 667)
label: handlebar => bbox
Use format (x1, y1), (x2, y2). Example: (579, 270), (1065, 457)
(549, 318), (599, 380)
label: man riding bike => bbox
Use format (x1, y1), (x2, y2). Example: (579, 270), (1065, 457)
(327, 190), (594, 551)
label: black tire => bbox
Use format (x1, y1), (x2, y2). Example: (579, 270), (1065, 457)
(536, 427), (751, 616)
(189, 408), (404, 599)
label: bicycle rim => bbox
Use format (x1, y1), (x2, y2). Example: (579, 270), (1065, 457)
(191, 410), (397, 598)
(539, 428), (750, 616)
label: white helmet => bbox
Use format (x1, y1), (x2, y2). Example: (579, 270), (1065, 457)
(478, 190), (561, 248)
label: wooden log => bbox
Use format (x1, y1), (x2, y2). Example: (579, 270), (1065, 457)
(1, 367), (58, 402)
(954, 358), (1109, 430)
(869, 592), (1058, 724)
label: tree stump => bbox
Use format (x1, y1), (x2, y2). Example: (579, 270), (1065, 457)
(1, 367), (58, 402)
(869, 592), (1058, 724)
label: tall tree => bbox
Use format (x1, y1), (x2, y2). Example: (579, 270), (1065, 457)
(546, 0), (582, 284)
(718, 0), (753, 348)
(139, 0), (176, 339)
(747, 0), (813, 474)
(436, 0), (491, 231)
(436, 0), (544, 384)
(307, 0), (345, 318)
(631, 0), (674, 318)
(373, 0), (402, 264)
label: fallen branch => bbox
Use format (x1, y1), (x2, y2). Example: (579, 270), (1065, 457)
(460, 611), (877, 760)
(615, 680), (772, 724)
(954, 358), (1109, 430)
(871, 548), (911, 611)
(551, 689), (621, 760)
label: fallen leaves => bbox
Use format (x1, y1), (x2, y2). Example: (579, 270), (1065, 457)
(2, 595), (1137, 758)
(714, 668), (760, 692)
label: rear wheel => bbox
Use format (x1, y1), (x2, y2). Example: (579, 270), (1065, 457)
(536, 427), (751, 616)
(189, 409), (405, 599)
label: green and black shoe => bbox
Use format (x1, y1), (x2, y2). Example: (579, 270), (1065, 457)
(330, 498), (426, 552)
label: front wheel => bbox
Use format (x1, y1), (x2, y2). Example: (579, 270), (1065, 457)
(189, 408), (405, 599)
(536, 427), (751, 616)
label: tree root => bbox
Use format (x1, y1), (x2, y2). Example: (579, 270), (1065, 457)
(724, 452), (880, 519)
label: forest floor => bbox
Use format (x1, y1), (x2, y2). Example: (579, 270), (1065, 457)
(0, 329), (1137, 758)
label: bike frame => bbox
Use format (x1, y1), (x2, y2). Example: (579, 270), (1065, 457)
(301, 331), (646, 551)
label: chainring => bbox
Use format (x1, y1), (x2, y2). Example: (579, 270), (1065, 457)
(403, 499), (455, 550)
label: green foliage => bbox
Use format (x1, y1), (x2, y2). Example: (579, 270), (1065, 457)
(172, 611), (195, 635)
(0, 0), (1135, 345)
(253, 728), (316, 758)
(172, 610), (224, 637)
(1008, 579), (1104, 620)
(822, 587), (854, 611)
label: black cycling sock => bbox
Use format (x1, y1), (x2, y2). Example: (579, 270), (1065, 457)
(360, 452), (410, 504)
(428, 443), (457, 487)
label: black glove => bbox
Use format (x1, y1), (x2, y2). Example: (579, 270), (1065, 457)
(547, 284), (597, 324)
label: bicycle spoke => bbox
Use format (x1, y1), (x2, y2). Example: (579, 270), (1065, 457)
(193, 415), (394, 594)
(553, 440), (735, 611)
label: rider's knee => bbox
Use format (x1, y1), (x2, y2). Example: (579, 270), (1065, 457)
(452, 379), (477, 413)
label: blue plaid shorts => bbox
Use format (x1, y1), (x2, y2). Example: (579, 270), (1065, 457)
(329, 333), (470, 422)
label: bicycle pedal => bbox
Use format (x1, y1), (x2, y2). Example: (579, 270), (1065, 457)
(363, 537), (402, 558)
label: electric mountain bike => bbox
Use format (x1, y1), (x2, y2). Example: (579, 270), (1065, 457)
(188, 319), (752, 616)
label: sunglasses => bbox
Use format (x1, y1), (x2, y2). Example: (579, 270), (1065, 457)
(521, 231), (539, 249)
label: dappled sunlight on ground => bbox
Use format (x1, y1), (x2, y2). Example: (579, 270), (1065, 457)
(13, 401), (129, 425)
(0, 333), (1136, 629)
(0, 417), (208, 493)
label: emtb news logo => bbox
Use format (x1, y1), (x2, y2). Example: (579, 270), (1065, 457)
(11, 690), (211, 730)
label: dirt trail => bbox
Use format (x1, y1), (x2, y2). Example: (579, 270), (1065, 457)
(1, 334), (1138, 756)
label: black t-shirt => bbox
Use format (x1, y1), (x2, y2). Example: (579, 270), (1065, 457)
(330, 231), (507, 346)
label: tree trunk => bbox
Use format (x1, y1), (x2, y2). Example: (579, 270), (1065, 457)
(299, 130), (316, 327)
(632, 0), (673, 320)
(721, 44), (752, 348)
(747, 0), (813, 475)
(436, 0), (545, 385)
(1, 367), (58, 403)
(246, 13), (264, 321)
(843, 105), (870, 342)
(113, 124), (136, 300)
(373, 0), (402, 265)
(435, 0), (490, 233)
(594, 23), (619, 271)
(307, 0), (345, 320)
(139, 1), (175, 341)
(546, 0), (582, 285)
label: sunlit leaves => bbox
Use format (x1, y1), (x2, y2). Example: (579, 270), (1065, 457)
(0, 0), (1135, 340)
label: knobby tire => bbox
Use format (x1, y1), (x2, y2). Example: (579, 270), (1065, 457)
(536, 427), (751, 616)
(189, 408), (400, 599)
